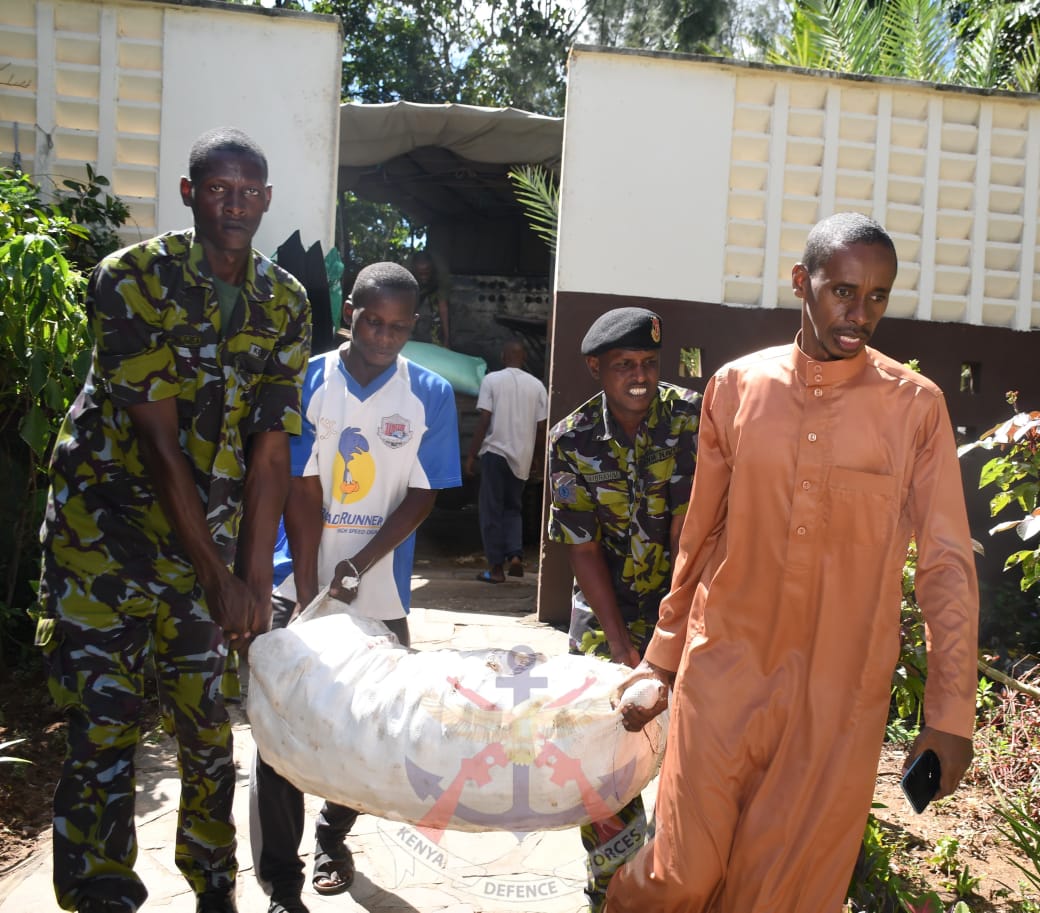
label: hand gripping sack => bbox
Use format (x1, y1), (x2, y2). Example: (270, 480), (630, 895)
(247, 592), (668, 833)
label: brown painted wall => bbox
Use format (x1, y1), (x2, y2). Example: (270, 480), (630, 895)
(537, 291), (1040, 628)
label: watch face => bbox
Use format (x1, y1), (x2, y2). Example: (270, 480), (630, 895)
(340, 575), (360, 591)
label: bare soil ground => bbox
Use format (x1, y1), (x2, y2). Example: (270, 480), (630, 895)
(871, 742), (1036, 911)
(0, 662), (66, 875)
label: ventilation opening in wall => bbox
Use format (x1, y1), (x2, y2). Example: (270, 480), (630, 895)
(679, 347), (702, 379)
(960, 362), (981, 394)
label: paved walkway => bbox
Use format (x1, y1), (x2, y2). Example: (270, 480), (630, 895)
(0, 559), (646, 912)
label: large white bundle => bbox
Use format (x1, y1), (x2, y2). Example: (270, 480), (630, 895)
(247, 595), (667, 833)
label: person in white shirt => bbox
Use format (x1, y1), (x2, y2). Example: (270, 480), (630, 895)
(465, 339), (548, 582)
(253, 262), (461, 913)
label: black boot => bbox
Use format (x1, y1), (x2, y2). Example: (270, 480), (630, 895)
(195, 888), (237, 913)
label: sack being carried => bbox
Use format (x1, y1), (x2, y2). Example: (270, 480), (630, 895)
(401, 341), (487, 397)
(247, 593), (668, 834)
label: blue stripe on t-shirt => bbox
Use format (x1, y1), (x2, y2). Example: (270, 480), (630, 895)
(406, 360), (462, 490)
(274, 352), (463, 592)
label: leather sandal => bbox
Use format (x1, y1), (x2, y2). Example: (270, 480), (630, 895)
(312, 838), (355, 895)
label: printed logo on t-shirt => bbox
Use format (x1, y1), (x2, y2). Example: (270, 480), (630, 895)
(378, 413), (413, 449)
(333, 426), (375, 504)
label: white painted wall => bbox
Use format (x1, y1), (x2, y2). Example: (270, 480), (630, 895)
(558, 47), (1040, 331)
(557, 50), (734, 305)
(0, 0), (341, 257)
(158, 6), (342, 257)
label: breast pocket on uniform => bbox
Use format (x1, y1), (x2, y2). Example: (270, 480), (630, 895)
(825, 466), (900, 547)
(167, 331), (208, 401)
(235, 340), (272, 377)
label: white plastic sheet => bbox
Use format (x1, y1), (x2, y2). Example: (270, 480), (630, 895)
(247, 594), (667, 833)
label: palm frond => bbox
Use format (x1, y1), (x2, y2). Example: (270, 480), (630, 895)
(951, 2), (1010, 90)
(508, 165), (559, 255)
(769, 0), (885, 75)
(880, 0), (955, 83)
(1009, 19), (1040, 92)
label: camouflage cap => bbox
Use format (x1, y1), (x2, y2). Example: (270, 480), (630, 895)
(581, 307), (663, 356)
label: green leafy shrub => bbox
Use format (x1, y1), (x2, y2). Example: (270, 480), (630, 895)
(959, 392), (1040, 593)
(846, 809), (942, 913)
(891, 540), (927, 734)
(51, 165), (131, 271)
(0, 167), (126, 672)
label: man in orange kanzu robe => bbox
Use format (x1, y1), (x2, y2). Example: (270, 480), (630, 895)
(607, 212), (979, 913)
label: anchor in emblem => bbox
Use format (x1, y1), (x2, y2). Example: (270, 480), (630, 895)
(405, 645), (637, 839)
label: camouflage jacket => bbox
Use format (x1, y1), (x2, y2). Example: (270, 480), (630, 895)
(548, 383), (700, 616)
(41, 229), (311, 575)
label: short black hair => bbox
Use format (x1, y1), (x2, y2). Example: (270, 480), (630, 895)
(802, 212), (897, 274)
(188, 127), (268, 183)
(351, 262), (419, 310)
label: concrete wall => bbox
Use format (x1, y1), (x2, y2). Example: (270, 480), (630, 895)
(557, 47), (1040, 332)
(0, 0), (341, 256)
(541, 47), (1040, 625)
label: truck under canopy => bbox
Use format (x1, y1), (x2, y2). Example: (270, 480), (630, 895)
(337, 101), (562, 230)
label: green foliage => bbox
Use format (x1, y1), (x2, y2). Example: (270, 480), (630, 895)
(992, 793), (1040, 896)
(507, 165), (559, 255)
(582, 0), (732, 54)
(51, 164), (131, 271)
(0, 170), (92, 463)
(977, 675), (998, 715)
(959, 393), (1040, 593)
(337, 191), (417, 278)
(971, 661), (1040, 906)
(314, 0), (579, 115)
(846, 812), (943, 912)
(927, 835), (981, 899)
(972, 665), (1040, 813)
(946, 864), (982, 899)
(718, 0), (792, 60)
(891, 541), (928, 729)
(0, 166), (125, 672)
(772, 0), (1040, 91)
(315, 0), (783, 114)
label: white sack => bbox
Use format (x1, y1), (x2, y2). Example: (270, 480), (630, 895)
(247, 594), (668, 833)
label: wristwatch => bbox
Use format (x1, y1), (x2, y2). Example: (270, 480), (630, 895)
(340, 557), (361, 592)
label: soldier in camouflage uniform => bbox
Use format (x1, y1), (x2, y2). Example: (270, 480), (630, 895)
(36, 128), (311, 913)
(547, 307), (700, 913)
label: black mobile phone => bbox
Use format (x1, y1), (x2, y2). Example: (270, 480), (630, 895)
(901, 749), (941, 814)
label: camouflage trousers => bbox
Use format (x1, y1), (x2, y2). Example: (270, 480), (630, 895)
(572, 610), (657, 913)
(37, 550), (237, 912)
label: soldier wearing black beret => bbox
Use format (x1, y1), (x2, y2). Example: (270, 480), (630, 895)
(546, 305), (701, 913)
(580, 306), (663, 356)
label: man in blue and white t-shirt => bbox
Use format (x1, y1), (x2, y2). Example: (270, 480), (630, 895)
(252, 262), (461, 913)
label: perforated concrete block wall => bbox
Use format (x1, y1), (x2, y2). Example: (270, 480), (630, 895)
(558, 47), (1040, 332)
(0, 0), (341, 255)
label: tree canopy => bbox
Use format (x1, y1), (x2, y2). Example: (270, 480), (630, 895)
(309, 0), (779, 116)
(313, 0), (581, 114)
(771, 0), (1040, 91)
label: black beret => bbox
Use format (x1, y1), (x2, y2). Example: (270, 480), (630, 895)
(581, 307), (663, 356)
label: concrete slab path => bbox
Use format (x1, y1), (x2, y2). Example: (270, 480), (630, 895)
(0, 561), (650, 912)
